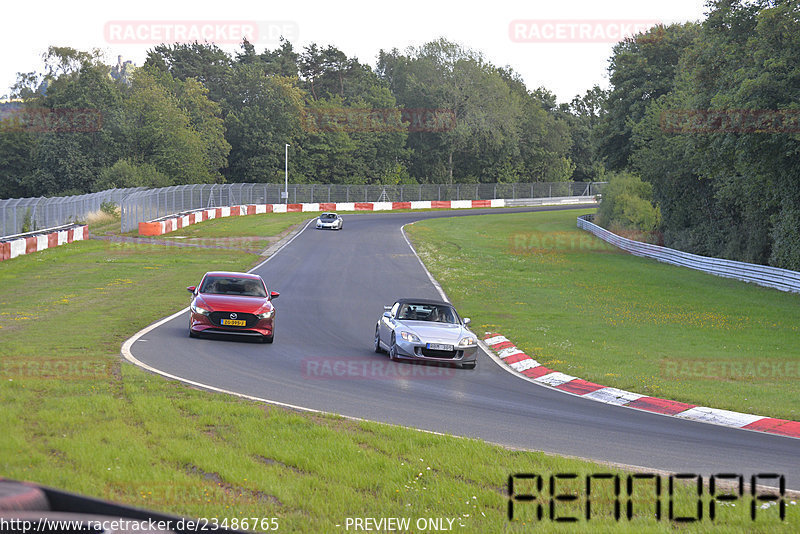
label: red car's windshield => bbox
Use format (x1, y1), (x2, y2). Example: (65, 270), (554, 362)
(200, 276), (266, 297)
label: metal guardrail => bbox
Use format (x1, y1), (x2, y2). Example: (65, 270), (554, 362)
(0, 182), (607, 236)
(0, 223), (81, 243)
(120, 182), (606, 233)
(577, 214), (800, 294)
(505, 196), (598, 207)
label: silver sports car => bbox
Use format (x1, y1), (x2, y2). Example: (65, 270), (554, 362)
(315, 212), (343, 230)
(374, 298), (478, 369)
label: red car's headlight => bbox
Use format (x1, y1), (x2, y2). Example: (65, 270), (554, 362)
(256, 308), (274, 319)
(191, 302), (210, 316)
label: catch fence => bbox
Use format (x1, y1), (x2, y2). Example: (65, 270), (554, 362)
(119, 182), (604, 232)
(0, 182), (605, 236)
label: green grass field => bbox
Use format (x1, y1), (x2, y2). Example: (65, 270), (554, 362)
(167, 212), (313, 239)
(405, 208), (800, 421)
(0, 211), (796, 532)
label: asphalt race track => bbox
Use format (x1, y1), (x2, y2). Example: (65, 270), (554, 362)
(128, 206), (800, 487)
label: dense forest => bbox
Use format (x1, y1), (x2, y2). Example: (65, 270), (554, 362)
(597, 0), (800, 270)
(1, 0), (798, 268)
(0, 37), (593, 198)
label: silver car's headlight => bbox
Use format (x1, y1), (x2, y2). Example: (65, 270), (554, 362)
(458, 336), (477, 347)
(191, 302), (210, 316)
(256, 309), (274, 319)
(400, 331), (420, 343)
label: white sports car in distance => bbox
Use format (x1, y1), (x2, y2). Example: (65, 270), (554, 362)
(316, 212), (343, 230)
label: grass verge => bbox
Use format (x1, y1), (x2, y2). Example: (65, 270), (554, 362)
(0, 211), (794, 532)
(405, 208), (800, 421)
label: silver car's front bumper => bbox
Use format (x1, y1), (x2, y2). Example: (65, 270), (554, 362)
(393, 338), (478, 364)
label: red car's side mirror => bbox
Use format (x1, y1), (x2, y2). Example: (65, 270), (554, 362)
(270, 291), (280, 300)
(186, 286), (196, 294)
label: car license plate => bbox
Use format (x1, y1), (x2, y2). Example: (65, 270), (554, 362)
(221, 319), (246, 326)
(427, 343), (453, 351)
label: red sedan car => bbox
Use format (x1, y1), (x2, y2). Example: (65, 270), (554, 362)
(187, 271), (279, 343)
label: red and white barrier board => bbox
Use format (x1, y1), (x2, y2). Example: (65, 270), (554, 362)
(483, 333), (800, 439)
(138, 199), (507, 236)
(0, 225), (88, 262)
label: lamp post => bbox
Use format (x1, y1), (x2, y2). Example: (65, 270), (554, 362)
(284, 144), (290, 204)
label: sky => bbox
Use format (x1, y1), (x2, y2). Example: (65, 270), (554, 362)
(1, 0), (709, 103)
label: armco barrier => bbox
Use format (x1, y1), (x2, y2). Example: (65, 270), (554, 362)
(577, 215), (800, 293)
(138, 196), (601, 237)
(119, 182), (607, 232)
(0, 224), (88, 262)
(137, 199), (514, 236)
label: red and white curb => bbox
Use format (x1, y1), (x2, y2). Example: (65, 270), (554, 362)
(138, 199), (506, 236)
(483, 333), (800, 439)
(0, 225), (88, 262)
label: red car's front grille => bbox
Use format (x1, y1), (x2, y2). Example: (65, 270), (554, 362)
(209, 311), (259, 327)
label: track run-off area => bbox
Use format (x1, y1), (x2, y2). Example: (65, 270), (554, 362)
(125, 206), (800, 488)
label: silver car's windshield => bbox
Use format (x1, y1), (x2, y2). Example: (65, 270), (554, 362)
(397, 304), (458, 324)
(320, 213), (337, 220)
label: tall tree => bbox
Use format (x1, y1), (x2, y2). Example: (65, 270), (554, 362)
(597, 23), (700, 171)
(144, 43), (233, 107)
(223, 65), (304, 182)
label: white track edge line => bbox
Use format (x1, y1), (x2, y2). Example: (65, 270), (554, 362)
(400, 222), (449, 302)
(119, 210), (799, 487)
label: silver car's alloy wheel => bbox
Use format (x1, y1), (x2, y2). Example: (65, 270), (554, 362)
(374, 327), (383, 353)
(389, 334), (399, 361)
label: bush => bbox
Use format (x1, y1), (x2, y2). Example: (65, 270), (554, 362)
(769, 206), (800, 271)
(100, 201), (118, 216)
(596, 172), (661, 234)
(21, 208), (34, 233)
